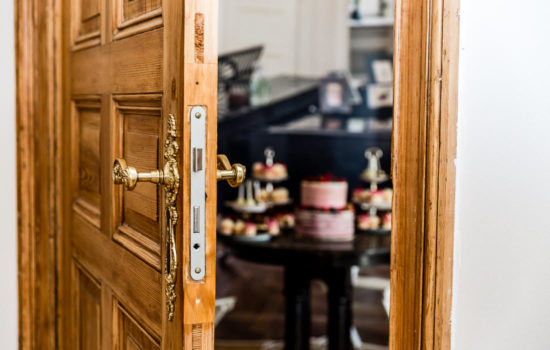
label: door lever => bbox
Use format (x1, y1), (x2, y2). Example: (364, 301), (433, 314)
(217, 154), (246, 187)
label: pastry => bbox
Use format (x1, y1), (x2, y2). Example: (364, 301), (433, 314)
(370, 190), (386, 205)
(382, 213), (392, 230)
(220, 218), (234, 236)
(234, 220), (245, 235)
(267, 220), (280, 236)
(259, 187), (289, 203)
(252, 162), (288, 181)
(278, 213), (295, 229)
(357, 214), (381, 230)
(270, 188), (289, 203)
(244, 222), (257, 236)
(353, 188), (393, 206)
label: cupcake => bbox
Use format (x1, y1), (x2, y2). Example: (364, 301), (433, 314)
(278, 213), (295, 229)
(271, 188), (289, 203)
(244, 223), (257, 237)
(220, 218), (234, 236)
(382, 213), (392, 230)
(357, 214), (381, 230)
(267, 220), (280, 236)
(382, 188), (393, 202)
(370, 190), (386, 205)
(234, 220), (245, 235)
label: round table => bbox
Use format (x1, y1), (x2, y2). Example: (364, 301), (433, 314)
(219, 233), (391, 350)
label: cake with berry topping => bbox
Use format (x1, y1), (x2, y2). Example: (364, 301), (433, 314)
(301, 174), (348, 209)
(296, 175), (354, 241)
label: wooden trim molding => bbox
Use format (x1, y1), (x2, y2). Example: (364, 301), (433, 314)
(16, 0), (59, 348)
(390, 0), (460, 349)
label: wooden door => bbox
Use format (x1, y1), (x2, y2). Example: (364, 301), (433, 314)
(58, 0), (219, 349)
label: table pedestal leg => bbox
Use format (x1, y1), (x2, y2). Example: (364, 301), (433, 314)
(327, 267), (352, 350)
(284, 266), (311, 350)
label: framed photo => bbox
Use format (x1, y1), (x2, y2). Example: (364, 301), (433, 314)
(365, 52), (393, 84)
(319, 72), (355, 114)
(367, 84), (393, 109)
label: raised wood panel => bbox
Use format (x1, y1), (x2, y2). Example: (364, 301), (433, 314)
(72, 213), (163, 337)
(71, 29), (163, 95)
(73, 264), (102, 350)
(113, 95), (163, 270)
(115, 303), (161, 350)
(72, 0), (101, 50)
(73, 98), (102, 228)
(114, 0), (163, 40)
(81, 0), (100, 20)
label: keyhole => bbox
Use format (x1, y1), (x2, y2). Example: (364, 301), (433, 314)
(193, 243), (200, 250)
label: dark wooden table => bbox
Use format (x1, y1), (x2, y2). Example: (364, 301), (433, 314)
(219, 233), (391, 350)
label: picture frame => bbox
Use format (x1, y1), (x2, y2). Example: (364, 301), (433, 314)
(319, 72), (355, 115)
(365, 52), (393, 84)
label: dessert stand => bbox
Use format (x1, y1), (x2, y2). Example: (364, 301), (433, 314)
(252, 147), (290, 195)
(221, 147), (293, 241)
(354, 147), (392, 235)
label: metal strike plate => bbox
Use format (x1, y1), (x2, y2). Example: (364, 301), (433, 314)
(190, 106), (206, 281)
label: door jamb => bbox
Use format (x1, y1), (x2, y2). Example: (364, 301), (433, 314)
(390, 0), (459, 348)
(15, 0), (460, 348)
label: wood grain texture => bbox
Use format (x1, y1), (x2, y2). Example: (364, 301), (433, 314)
(114, 0), (163, 40)
(178, 1), (219, 348)
(113, 94), (163, 269)
(16, 0), (59, 348)
(72, 263), (102, 350)
(71, 0), (101, 50)
(390, 0), (460, 349)
(60, 0), (195, 349)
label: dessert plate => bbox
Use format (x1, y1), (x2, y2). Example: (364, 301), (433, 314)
(353, 200), (392, 211)
(230, 233), (272, 242)
(252, 175), (288, 183)
(225, 201), (269, 213)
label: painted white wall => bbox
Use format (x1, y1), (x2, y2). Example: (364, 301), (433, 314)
(218, 0), (348, 77)
(0, 1), (18, 349)
(453, 0), (550, 349)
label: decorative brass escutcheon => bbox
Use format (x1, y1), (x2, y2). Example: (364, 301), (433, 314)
(217, 154), (246, 187)
(112, 114), (180, 322)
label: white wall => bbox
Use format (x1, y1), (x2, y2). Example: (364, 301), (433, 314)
(0, 1), (18, 349)
(219, 0), (348, 77)
(453, 1), (550, 349)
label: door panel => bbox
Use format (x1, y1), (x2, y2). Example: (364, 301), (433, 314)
(72, 98), (103, 228)
(113, 94), (164, 269)
(115, 304), (161, 350)
(61, 0), (220, 348)
(73, 264), (102, 350)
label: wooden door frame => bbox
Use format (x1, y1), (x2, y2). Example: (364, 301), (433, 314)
(390, 0), (459, 348)
(16, 0), (460, 348)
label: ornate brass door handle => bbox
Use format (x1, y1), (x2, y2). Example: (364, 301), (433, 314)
(112, 114), (180, 321)
(217, 154), (246, 187)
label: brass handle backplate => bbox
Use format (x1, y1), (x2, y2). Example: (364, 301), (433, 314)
(112, 114), (180, 321)
(217, 154), (246, 187)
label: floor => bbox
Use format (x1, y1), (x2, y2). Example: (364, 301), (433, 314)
(215, 339), (388, 350)
(215, 243), (390, 347)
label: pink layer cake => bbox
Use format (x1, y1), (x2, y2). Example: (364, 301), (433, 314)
(301, 177), (348, 209)
(297, 175), (354, 241)
(296, 209), (354, 241)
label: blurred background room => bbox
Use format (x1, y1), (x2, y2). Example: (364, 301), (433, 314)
(214, 1), (394, 349)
